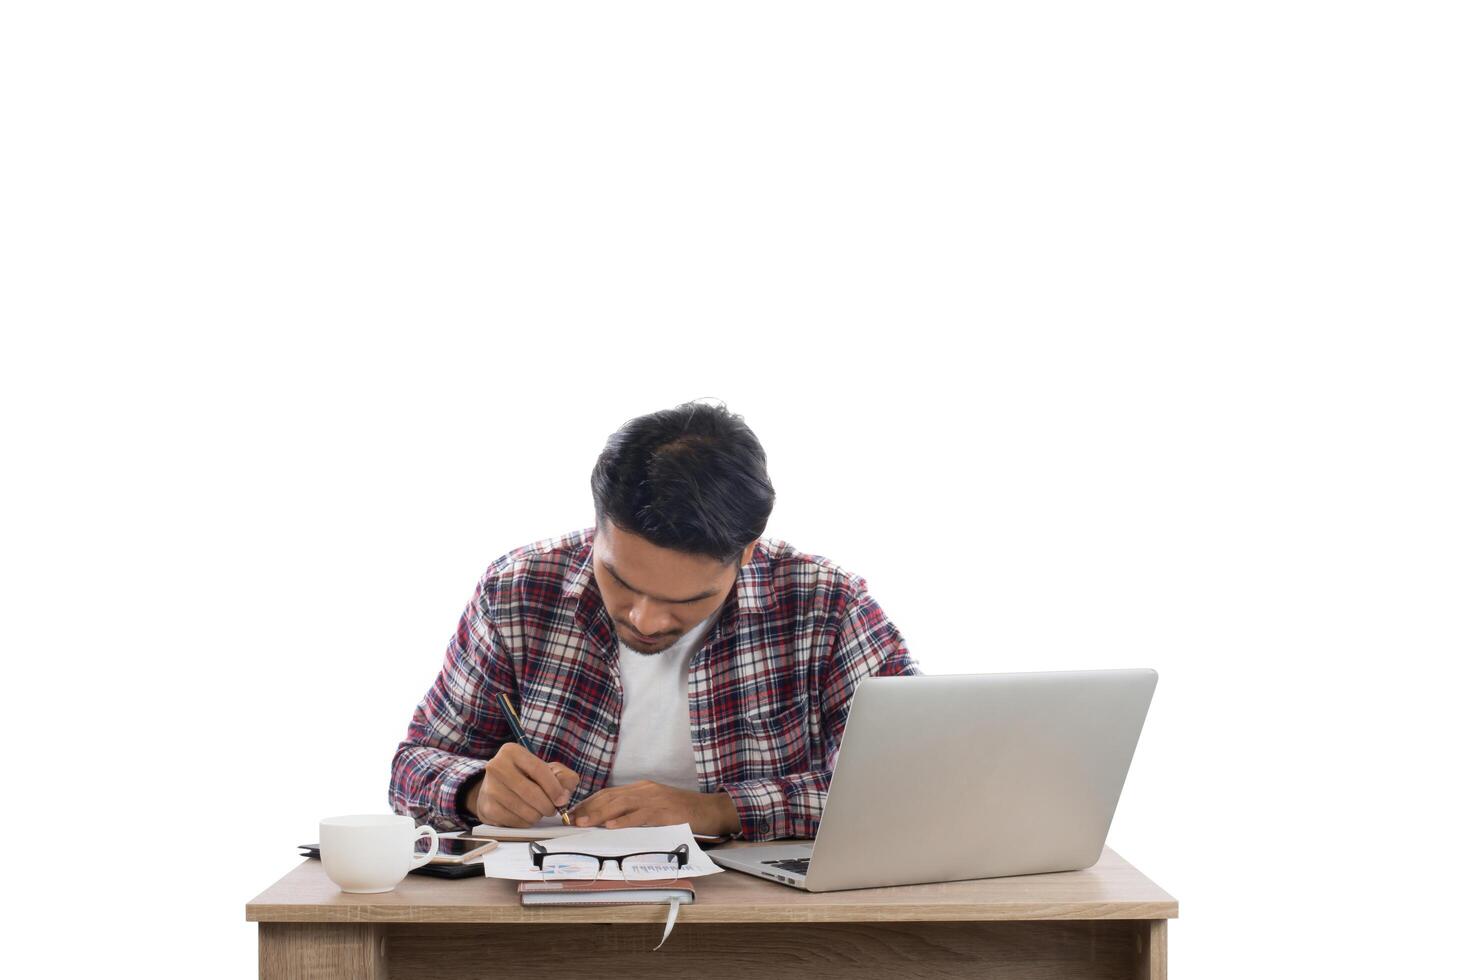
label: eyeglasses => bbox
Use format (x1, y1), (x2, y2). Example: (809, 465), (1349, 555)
(529, 841), (690, 882)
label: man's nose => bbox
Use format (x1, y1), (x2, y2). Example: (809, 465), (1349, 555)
(627, 598), (675, 636)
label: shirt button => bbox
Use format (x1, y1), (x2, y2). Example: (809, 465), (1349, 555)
(605, 722), (618, 736)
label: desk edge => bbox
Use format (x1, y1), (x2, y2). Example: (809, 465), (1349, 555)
(246, 898), (1178, 924)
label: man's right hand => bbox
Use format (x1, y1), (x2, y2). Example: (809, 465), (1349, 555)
(466, 742), (580, 827)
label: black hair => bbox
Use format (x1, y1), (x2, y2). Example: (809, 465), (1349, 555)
(590, 400), (776, 563)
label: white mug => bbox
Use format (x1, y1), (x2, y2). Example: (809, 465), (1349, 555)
(319, 814), (439, 893)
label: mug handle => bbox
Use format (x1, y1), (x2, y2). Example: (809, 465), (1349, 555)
(409, 825), (439, 867)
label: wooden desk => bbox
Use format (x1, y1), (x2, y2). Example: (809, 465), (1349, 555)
(246, 844), (1177, 979)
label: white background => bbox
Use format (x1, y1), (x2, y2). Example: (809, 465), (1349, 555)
(3, 2), (1465, 976)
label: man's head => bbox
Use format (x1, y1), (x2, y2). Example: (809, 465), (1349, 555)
(589, 401), (776, 654)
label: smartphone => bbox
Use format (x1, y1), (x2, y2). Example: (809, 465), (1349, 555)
(418, 834), (499, 865)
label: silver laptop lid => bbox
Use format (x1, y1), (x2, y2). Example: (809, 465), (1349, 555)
(803, 669), (1156, 892)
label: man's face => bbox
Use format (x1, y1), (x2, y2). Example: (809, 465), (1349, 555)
(591, 520), (753, 655)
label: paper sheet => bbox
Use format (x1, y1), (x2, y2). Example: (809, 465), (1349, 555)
(479, 823), (723, 881)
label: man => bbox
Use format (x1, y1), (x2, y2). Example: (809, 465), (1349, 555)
(389, 401), (919, 841)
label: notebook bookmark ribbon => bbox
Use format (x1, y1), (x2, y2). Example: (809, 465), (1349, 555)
(653, 897), (685, 951)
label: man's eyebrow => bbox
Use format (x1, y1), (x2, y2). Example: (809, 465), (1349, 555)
(601, 560), (720, 604)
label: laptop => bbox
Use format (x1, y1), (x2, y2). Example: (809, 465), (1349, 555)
(709, 668), (1157, 892)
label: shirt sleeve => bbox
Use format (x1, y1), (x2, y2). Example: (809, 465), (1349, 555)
(388, 574), (517, 831)
(718, 585), (920, 841)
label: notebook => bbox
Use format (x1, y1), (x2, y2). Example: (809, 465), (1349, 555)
(472, 816), (728, 843)
(517, 877), (696, 905)
(471, 818), (586, 841)
(518, 876), (696, 949)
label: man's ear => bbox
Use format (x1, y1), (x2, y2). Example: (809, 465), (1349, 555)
(739, 539), (758, 567)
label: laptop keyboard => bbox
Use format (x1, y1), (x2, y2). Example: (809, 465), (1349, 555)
(762, 858), (810, 874)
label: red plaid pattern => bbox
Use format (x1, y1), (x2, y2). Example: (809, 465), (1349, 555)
(389, 527), (919, 841)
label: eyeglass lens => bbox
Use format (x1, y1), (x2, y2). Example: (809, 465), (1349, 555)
(537, 851), (683, 881)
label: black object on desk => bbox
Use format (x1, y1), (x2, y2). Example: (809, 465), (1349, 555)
(296, 845), (486, 880)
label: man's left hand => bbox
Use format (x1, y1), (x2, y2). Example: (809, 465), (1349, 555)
(570, 780), (740, 837)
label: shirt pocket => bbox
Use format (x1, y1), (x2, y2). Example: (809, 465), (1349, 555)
(735, 699), (812, 778)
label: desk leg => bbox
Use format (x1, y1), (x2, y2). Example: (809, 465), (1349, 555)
(1136, 920), (1167, 980)
(258, 923), (386, 980)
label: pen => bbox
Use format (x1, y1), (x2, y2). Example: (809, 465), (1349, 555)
(493, 691), (573, 826)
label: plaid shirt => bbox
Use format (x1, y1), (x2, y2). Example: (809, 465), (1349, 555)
(389, 527), (919, 841)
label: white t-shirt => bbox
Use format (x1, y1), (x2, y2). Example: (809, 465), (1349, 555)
(607, 611), (720, 792)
